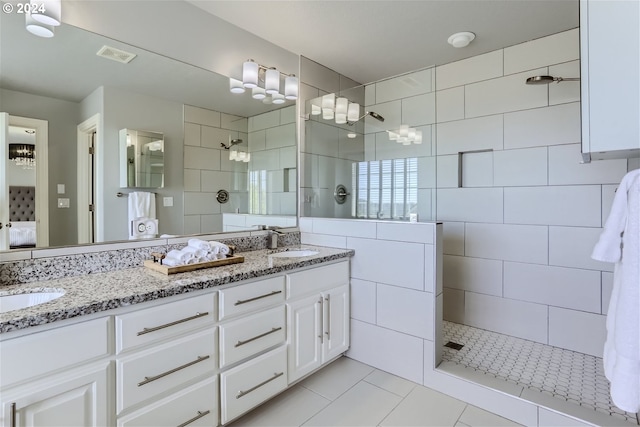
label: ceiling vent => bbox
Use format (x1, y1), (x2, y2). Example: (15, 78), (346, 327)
(96, 45), (137, 64)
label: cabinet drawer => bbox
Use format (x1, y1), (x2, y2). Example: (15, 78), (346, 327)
(286, 261), (349, 300)
(0, 317), (110, 387)
(219, 276), (285, 320)
(219, 305), (285, 368)
(116, 293), (216, 353)
(116, 328), (217, 413)
(220, 346), (287, 424)
(118, 376), (218, 427)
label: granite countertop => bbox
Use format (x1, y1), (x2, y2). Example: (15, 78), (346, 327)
(0, 245), (354, 334)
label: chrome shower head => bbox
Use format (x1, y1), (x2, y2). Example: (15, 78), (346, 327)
(347, 111), (385, 126)
(526, 75), (580, 85)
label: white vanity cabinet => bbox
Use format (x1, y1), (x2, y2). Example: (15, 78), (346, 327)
(286, 261), (350, 383)
(580, 0), (640, 161)
(0, 317), (112, 427)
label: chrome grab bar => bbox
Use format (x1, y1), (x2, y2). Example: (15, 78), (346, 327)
(137, 312), (210, 336)
(234, 290), (282, 306)
(177, 410), (211, 427)
(138, 355), (210, 387)
(235, 327), (283, 347)
(236, 372), (284, 399)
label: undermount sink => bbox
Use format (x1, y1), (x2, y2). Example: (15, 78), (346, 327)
(268, 250), (320, 258)
(0, 291), (65, 314)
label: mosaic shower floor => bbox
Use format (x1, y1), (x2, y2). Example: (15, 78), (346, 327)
(442, 321), (636, 424)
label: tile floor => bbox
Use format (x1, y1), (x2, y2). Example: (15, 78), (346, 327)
(442, 321), (636, 424)
(229, 356), (522, 427)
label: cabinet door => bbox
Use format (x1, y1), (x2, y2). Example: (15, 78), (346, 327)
(322, 285), (350, 362)
(287, 294), (323, 383)
(1, 363), (109, 427)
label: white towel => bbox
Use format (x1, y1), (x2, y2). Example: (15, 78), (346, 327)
(188, 239), (211, 251)
(128, 191), (156, 220)
(166, 249), (193, 264)
(161, 257), (183, 267)
(209, 241), (230, 256)
(181, 246), (207, 259)
(591, 168), (640, 413)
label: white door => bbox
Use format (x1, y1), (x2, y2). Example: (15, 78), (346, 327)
(287, 294), (323, 383)
(0, 113), (9, 250)
(322, 285), (350, 362)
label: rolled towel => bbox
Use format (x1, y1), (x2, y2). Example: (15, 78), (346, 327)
(188, 238), (211, 251)
(167, 249), (194, 263)
(162, 257), (183, 267)
(181, 246), (207, 259)
(209, 241), (230, 256)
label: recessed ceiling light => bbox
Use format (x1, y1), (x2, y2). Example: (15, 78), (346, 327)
(447, 32), (476, 48)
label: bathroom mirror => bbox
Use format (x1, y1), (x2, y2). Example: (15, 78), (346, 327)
(0, 10), (297, 252)
(119, 129), (165, 188)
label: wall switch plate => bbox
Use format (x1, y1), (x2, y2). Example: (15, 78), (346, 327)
(57, 184), (65, 194)
(163, 197), (173, 207)
(57, 198), (70, 208)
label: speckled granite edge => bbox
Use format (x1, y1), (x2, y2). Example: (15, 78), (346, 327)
(0, 245), (352, 334)
(0, 232), (301, 287)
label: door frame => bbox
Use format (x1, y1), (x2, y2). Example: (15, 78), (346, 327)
(77, 114), (101, 244)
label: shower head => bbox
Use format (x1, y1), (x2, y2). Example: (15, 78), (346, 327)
(220, 138), (243, 149)
(347, 111), (385, 126)
(526, 75), (580, 85)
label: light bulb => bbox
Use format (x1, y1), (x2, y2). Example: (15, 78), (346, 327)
(347, 103), (360, 122)
(229, 150), (237, 160)
(265, 69), (280, 94)
(229, 78), (245, 94)
(347, 132), (357, 139)
(242, 60), (259, 88)
(322, 93), (335, 109)
(25, 13), (54, 37)
(272, 93), (285, 104)
(322, 108), (334, 120)
(284, 75), (298, 100)
(335, 97), (348, 115)
(311, 104), (321, 115)
(335, 113), (347, 124)
(252, 87), (266, 99)
(399, 124), (409, 137)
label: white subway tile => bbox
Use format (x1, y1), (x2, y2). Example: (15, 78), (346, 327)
(436, 50), (503, 91)
(364, 133), (376, 161)
(376, 69), (433, 104)
(250, 110), (280, 132)
(351, 279), (377, 324)
(348, 237), (424, 290)
(366, 100), (402, 134)
(251, 149), (280, 171)
(402, 93), (435, 126)
(504, 185), (601, 227)
(494, 147), (548, 187)
(201, 214), (222, 233)
(338, 129), (365, 161)
(465, 69), (548, 118)
(266, 123), (296, 149)
(279, 105), (296, 125)
(184, 122), (201, 146)
(222, 213), (247, 227)
(504, 103), (580, 149)
(306, 121), (339, 156)
(183, 169), (200, 192)
(248, 130), (266, 151)
(436, 115), (503, 155)
(184, 146), (221, 171)
(442, 221), (465, 256)
(504, 29), (579, 75)
(301, 232), (347, 249)
(348, 320), (424, 385)
(417, 189), (434, 222)
(313, 218), (377, 238)
(461, 151), (493, 187)
(183, 192), (219, 215)
(221, 113), (247, 132)
(183, 215), (201, 234)
(298, 218), (313, 233)
(436, 155), (459, 188)
(377, 285), (433, 340)
(425, 243), (437, 294)
(201, 126), (232, 149)
(549, 143), (628, 185)
(184, 105), (221, 127)
(549, 61), (581, 105)
(435, 87), (464, 123)
(279, 146), (297, 170)
(437, 188), (504, 223)
(444, 255), (503, 297)
(602, 272), (613, 315)
(301, 57), (340, 94)
(365, 84), (375, 107)
(376, 222), (435, 244)
(443, 288), (465, 324)
(418, 156), (436, 189)
(549, 226), (613, 272)
(504, 262), (601, 313)
(465, 292), (548, 343)
(602, 185), (617, 227)
(465, 223), (548, 265)
(548, 307), (606, 357)
(201, 171), (231, 193)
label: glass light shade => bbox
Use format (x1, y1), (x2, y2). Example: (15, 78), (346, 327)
(229, 78), (245, 94)
(25, 14), (54, 37)
(397, 136), (407, 144)
(265, 69), (280, 94)
(335, 113), (347, 124)
(243, 153), (251, 163)
(399, 124), (409, 137)
(402, 140), (411, 146)
(388, 132), (398, 141)
(322, 108), (334, 120)
(414, 131), (423, 144)
(322, 93), (335, 109)
(229, 150), (237, 160)
(311, 104), (322, 115)
(30, 0), (61, 26)
(335, 97), (348, 115)
(284, 76), (298, 100)
(272, 93), (285, 104)
(237, 151), (246, 161)
(262, 96), (273, 105)
(347, 103), (360, 122)
(242, 61), (259, 88)
(408, 128), (416, 140)
(347, 132), (357, 139)
(252, 87), (266, 99)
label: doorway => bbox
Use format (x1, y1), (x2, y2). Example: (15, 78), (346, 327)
(77, 114), (100, 244)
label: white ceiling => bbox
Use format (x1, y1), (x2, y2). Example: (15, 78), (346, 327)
(187, 0), (579, 85)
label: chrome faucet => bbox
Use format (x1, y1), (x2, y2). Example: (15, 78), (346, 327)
(258, 225), (285, 249)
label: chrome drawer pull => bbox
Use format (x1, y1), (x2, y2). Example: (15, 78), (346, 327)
(10, 402), (16, 427)
(176, 410), (211, 427)
(325, 294), (331, 340)
(138, 355), (210, 387)
(137, 312), (210, 336)
(236, 372), (284, 399)
(318, 298), (324, 344)
(235, 327), (283, 347)
(234, 290), (282, 306)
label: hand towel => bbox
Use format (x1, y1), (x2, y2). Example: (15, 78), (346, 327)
(128, 192), (157, 239)
(166, 249), (193, 264)
(181, 246), (207, 259)
(188, 238), (212, 251)
(209, 241), (230, 256)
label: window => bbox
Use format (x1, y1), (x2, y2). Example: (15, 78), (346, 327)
(249, 170), (267, 214)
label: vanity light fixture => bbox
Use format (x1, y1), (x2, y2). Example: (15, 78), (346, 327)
(388, 125), (422, 145)
(25, 0), (61, 38)
(229, 150), (250, 163)
(310, 94), (362, 126)
(230, 59), (298, 104)
(25, 13), (55, 38)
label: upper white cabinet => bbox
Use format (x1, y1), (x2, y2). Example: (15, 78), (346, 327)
(580, 0), (640, 161)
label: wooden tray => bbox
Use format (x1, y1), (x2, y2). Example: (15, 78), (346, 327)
(144, 255), (245, 275)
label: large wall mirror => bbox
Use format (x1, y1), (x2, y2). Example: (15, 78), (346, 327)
(0, 10), (297, 252)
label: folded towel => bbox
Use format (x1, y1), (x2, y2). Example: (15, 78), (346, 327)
(188, 238), (212, 251)
(167, 249), (193, 263)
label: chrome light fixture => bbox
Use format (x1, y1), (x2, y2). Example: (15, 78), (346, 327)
(310, 93), (363, 126)
(9, 143), (36, 169)
(388, 125), (423, 145)
(230, 59), (298, 104)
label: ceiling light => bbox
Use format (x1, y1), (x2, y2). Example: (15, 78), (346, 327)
(252, 87), (266, 99)
(25, 13), (54, 38)
(447, 31), (475, 48)
(347, 132), (357, 139)
(272, 93), (285, 104)
(230, 78), (245, 94)
(30, 0), (61, 26)
(231, 59), (297, 104)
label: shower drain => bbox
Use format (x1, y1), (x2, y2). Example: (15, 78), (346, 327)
(444, 341), (464, 351)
